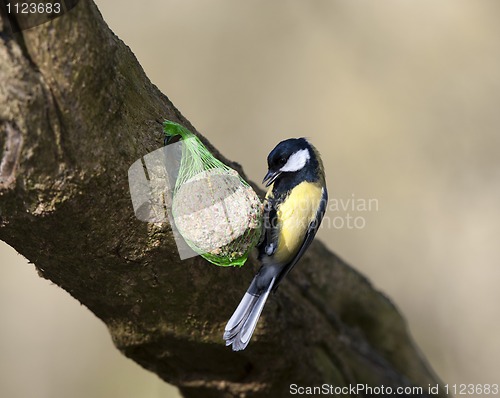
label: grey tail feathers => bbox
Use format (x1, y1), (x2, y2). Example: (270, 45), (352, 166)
(223, 277), (276, 351)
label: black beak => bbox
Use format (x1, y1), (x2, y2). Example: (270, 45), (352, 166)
(262, 170), (282, 187)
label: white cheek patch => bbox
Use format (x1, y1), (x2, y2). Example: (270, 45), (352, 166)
(280, 148), (310, 172)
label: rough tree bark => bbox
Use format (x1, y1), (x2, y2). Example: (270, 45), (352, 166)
(0, 2), (445, 397)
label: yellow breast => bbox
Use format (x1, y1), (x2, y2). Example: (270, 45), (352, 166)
(273, 181), (323, 264)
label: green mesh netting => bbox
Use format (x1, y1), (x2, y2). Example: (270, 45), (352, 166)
(164, 121), (262, 267)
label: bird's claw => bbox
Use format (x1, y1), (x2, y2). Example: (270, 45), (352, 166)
(265, 243), (276, 256)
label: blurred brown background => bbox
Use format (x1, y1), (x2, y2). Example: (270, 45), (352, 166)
(2, 1), (499, 397)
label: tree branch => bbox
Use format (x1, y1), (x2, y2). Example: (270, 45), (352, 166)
(0, 2), (444, 397)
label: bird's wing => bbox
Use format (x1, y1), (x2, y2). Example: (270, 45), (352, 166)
(272, 186), (328, 291)
(258, 195), (280, 256)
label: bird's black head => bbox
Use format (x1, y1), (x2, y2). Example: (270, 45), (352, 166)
(263, 138), (314, 187)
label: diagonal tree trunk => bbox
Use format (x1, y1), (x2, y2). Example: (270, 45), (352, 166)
(0, 2), (445, 397)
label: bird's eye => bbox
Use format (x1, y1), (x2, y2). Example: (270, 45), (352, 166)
(279, 157), (286, 165)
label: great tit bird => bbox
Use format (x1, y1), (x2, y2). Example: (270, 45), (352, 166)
(223, 137), (328, 351)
